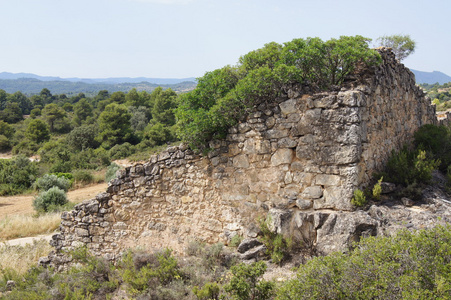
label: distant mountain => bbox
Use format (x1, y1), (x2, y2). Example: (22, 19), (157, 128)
(410, 70), (451, 85)
(0, 77), (196, 95)
(0, 72), (196, 85)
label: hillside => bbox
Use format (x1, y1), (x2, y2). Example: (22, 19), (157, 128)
(411, 69), (451, 84)
(0, 74), (196, 95)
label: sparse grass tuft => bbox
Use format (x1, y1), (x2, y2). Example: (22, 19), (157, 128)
(0, 213), (61, 240)
(0, 239), (52, 275)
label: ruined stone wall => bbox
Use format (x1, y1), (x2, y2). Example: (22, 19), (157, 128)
(49, 48), (439, 264)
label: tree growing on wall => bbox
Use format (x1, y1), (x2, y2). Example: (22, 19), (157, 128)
(376, 34), (416, 61)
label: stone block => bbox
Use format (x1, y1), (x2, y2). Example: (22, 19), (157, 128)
(301, 186), (323, 199)
(279, 99), (297, 115)
(271, 148), (293, 166)
(233, 154), (250, 168)
(315, 174), (341, 186)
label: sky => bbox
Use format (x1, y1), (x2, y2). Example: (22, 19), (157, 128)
(0, 0), (450, 79)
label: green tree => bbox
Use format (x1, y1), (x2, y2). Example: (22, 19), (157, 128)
(26, 119), (50, 143)
(1, 102), (23, 123)
(376, 34), (416, 61)
(73, 98), (94, 126)
(129, 106), (149, 132)
(97, 103), (133, 149)
(8, 91), (32, 114)
(151, 87), (177, 125)
(125, 88), (145, 107)
(42, 103), (67, 132)
(110, 91), (126, 104)
(66, 124), (99, 150)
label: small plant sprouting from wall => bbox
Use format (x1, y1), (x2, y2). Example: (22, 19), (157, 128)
(372, 177), (383, 201)
(258, 216), (293, 264)
(351, 188), (367, 207)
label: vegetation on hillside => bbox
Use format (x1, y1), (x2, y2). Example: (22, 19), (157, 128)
(420, 81), (451, 111)
(0, 86), (179, 196)
(2, 225), (451, 299)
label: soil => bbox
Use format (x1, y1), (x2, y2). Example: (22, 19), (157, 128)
(0, 183), (108, 219)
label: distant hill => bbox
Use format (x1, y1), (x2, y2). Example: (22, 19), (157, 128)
(0, 72), (196, 85)
(0, 72), (196, 95)
(410, 70), (451, 85)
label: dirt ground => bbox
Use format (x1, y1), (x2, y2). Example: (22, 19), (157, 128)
(0, 183), (108, 219)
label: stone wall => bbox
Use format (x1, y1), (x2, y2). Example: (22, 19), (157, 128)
(48, 48), (440, 265)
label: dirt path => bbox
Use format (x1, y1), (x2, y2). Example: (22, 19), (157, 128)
(0, 183), (108, 219)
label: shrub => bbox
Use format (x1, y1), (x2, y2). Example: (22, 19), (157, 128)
(105, 162), (121, 182)
(34, 174), (71, 192)
(176, 36), (381, 150)
(73, 169), (94, 184)
(351, 188), (366, 207)
(108, 142), (135, 160)
(372, 177), (383, 201)
(258, 216), (293, 264)
(192, 282), (221, 300)
(277, 225), (451, 299)
(383, 147), (440, 186)
(224, 261), (275, 300)
(33, 186), (68, 213)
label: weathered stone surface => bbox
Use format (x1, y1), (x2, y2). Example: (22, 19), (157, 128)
(46, 48), (444, 268)
(237, 238), (263, 253)
(271, 149), (293, 166)
(300, 186), (323, 199)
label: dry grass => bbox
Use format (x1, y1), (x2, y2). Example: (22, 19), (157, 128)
(0, 213), (61, 240)
(0, 239), (52, 275)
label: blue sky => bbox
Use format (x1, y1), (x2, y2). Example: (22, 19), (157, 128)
(1, 0), (450, 79)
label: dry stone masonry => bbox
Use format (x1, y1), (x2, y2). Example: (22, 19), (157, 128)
(47, 48), (445, 266)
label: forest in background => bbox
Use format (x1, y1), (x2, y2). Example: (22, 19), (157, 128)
(0, 86), (181, 195)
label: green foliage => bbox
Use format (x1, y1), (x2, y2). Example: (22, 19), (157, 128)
(73, 169), (94, 184)
(192, 282), (221, 300)
(224, 261), (275, 300)
(142, 122), (175, 147)
(0, 156), (38, 195)
(376, 34), (416, 61)
(259, 217), (293, 264)
(229, 235), (243, 248)
(73, 98), (94, 126)
(351, 188), (367, 207)
(414, 124), (451, 172)
(105, 162), (120, 182)
(118, 249), (182, 295)
(108, 142), (135, 160)
(277, 225), (451, 299)
(372, 177), (383, 201)
(34, 174), (71, 192)
(177, 35), (381, 149)
(151, 87), (178, 126)
(97, 103), (133, 149)
(383, 147), (440, 186)
(42, 103), (67, 132)
(32, 186), (68, 212)
(25, 119), (50, 143)
(66, 124), (100, 151)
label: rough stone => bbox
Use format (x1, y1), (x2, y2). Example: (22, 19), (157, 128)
(237, 238), (263, 253)
(271, 149), (293, 166)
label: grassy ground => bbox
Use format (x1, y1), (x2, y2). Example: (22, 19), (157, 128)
(0, 182), (108, 241)
(0, 239), (52, 275)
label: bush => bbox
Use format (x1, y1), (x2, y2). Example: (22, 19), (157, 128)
(176, 36), (381, 150)
(372, 177), (383, 201)
(108, 142), (135, 160)
(277, 225), (451, 299)
(33, 186), (68, 213)
(383, 147), (440, 186)
(351, 188), (366, 207)
(73, 169), (94, 184)
(105, 163), (120, 182)
(0, 156), (38, 195)
(34, 174), (71, 192)
(259, 217), (293, 264)
(224, 261), (274, 300)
